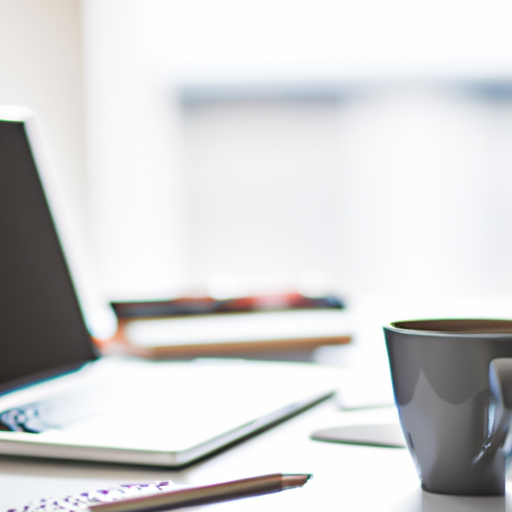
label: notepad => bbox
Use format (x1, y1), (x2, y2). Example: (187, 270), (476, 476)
(115, 309), (352, 358)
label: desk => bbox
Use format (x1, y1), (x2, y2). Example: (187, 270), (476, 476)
(5, 294), (512, 511)
(2, 395), (512, 512)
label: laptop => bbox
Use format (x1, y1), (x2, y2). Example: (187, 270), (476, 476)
(0, 106), (337, 467)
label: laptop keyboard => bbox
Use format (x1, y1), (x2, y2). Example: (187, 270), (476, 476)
(0, 403), (49, 432)
(0, 383), (115, 433)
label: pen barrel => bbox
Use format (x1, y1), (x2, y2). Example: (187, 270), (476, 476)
(90, 474), (286, 512)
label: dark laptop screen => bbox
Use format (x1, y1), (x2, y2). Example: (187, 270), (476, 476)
(0, 120), (96, 391)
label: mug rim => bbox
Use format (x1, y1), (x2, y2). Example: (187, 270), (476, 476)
(386, 318), (512, 337)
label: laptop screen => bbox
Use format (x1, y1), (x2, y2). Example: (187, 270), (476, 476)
(0, 119), (96, 391)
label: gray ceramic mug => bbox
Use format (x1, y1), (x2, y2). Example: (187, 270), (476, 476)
(384, 319), (512, 496)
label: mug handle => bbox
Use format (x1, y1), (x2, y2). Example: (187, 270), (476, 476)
(491, 359), (512, 410)
(474, 359), (512, 464)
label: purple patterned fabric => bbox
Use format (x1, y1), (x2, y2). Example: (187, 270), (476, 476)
(8, 481), (173, 512)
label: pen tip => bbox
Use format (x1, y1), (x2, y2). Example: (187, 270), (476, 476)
(281, 474), (313, 488)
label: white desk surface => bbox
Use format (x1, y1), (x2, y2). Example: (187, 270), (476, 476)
(5, 294), (512, 511)
(2, 398), (512, 512)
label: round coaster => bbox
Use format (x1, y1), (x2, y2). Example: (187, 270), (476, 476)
(311, 423), (406, 448)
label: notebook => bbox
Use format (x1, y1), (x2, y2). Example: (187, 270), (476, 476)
(0, 106), (337, 467)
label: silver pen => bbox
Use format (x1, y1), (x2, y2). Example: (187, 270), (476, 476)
(89, 473), (312, 512)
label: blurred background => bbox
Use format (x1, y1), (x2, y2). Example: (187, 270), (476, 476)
(2, 0), (512, 314)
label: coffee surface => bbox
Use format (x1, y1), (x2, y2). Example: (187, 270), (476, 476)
(391, 319), (512, 334)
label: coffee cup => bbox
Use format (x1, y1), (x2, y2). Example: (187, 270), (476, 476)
(384, 319), (512, 496)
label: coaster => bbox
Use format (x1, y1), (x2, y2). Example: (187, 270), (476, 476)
(311, 423), (407, 448)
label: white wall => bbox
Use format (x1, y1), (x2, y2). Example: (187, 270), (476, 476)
(81, 0), (512, 300)
(81, 1), (188, 299)
(0, 0), (88, 244)
(336, 87), (512, 296)
(180, 86), (512, 297)
(181, 96), (344, 286)
(83, 0), (512, 84)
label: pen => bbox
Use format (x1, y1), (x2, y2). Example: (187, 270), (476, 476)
(89, 473), (312, 512)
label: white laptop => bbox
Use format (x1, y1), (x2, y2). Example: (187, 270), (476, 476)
(0, 107), (337, 467)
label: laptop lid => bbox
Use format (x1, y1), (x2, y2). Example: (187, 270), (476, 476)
(0, 106), (117, 392)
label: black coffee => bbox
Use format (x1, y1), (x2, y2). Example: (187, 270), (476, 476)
(391, 319), (512, 334)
